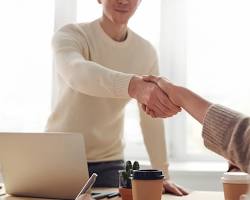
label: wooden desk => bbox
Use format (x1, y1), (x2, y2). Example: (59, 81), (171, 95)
(93, 188), (224, 200)
(0, 191), (224, 200)
(163, 191), (224, 199)
(0, 183), (224, 200)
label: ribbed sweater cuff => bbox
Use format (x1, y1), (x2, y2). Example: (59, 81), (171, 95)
(202, 104), (242, 156)
(114, 73), (134, 98)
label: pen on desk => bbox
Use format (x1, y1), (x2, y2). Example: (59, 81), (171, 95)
(92, 193), (110, 199)
(75, 173), (98, 200)
(107, 192), (120, 199)
(92, 192), (120, 200)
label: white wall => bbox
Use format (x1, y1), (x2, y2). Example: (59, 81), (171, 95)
(170, 170), (223, 191)
(140, 161), (227, 191)
(0, 169), (223, 191)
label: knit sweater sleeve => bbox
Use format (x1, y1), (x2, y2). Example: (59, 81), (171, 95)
(202, 104), (250, 173)
(52, 25), (134, 98)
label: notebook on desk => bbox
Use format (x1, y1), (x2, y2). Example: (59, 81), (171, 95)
(0, 132), (89, 200)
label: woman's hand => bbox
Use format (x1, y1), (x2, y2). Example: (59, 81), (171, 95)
(141, 75), (181, 118)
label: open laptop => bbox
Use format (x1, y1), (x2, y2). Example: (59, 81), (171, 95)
(0, 132), (89, 200)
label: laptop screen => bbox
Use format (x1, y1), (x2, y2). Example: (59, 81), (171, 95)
(0, 132), (89, 199)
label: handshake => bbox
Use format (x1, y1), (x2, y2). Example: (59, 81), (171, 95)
(128, 75), (183, 118)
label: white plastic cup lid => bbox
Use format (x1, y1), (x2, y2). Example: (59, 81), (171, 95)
(221, 172), (250, 184)
(240, 194), (250, 200)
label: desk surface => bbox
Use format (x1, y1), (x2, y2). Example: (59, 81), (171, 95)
(94, 188), (224, 200)
(0, 183), (224, 200)
(0, 191), (224, 200)
(164, 191), (224, 199)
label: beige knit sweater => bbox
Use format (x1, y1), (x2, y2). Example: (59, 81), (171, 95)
(46, 19), (169, 177)
(202, 104), (250, 173)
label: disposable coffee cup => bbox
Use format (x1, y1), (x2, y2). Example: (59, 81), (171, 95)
(132, 169), (164, 200)
(221, 172), (250, 200)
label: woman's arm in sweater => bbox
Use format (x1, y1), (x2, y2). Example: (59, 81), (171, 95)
(143, 76), (250, 173)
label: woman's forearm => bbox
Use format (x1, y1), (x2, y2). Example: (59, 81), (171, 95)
(143, 76), (212, 123)
(173, 85), (212, 124)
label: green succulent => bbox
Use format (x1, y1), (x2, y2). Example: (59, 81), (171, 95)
(120, 160), (140, 188)
(133, 161), (140, 170)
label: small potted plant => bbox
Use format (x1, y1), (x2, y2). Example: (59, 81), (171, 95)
(119, 160), (140, 200)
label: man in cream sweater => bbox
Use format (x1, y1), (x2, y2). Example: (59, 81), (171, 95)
(46, 0), (187, 195)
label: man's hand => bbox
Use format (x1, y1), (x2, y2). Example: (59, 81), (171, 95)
(142, 75), (185, 118)
(128, 75), (181, 118)
(163, 179), (189, 196)
(143, 75), (181, 106)
(139, 75), (181, 118)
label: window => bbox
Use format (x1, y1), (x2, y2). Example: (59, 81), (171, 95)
(159, 0), (250, 162)
(185, 0), (250, 159)
(0, 1), (54, 131)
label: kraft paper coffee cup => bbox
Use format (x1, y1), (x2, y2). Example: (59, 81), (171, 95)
(132, 170), (164, 200)
(221, 172), (250, 200)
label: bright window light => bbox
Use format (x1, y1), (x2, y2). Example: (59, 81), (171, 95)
(0, 1), (54, 131)
(186, 0), (250, 155)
